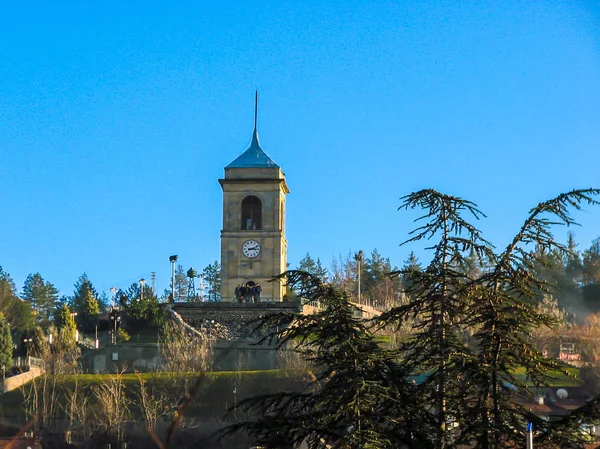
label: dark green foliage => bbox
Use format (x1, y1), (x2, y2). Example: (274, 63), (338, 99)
(297, 252), (328, 281)
(173, 264), (188, 301)
(383, 189), (495, 448)
(459, 190), (600, 448)
(71, 273), (100, 332)
(125, 283), (165, 326)
(21, 273), (59, 326)
(223, 271), (433, 449)
(0, 267), (35, 332)
(381, 188), (600, 449)
(202, 261), (222, 302)
(0, 313), (13, 369)
(582, 237), (600, 286)
(58, 303), (77, 349)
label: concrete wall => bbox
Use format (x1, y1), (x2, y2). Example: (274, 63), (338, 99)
(83, 303), (301, 374)
(3, 367), (43, 393)
(83, 340), (278, 373)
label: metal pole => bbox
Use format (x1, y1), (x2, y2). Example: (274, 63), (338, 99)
(358, 258), (361, 304)
(171, 261), (176, 302)
(139, 278), (145, 301)
(526, 422), (533, 449)
(355, 251), (363, 304)
(110, 287), (117, 308)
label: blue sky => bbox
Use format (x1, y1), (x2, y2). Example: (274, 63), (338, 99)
(1, 1), (599, 296)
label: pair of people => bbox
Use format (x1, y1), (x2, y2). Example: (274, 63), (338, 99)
(235, 282), (262, 303)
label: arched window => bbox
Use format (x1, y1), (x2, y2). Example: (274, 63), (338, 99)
(241, 195), (262, 230)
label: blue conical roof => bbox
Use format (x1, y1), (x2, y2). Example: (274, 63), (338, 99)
(226, 126), (279, 169)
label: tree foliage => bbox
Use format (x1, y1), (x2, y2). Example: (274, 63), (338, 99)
(58, 303), (77, 350)
(202, 261), (222, 302)
(21, 273), (59, 326)
(224, 270), (432, 448)
(228, 188), (600, 449)
(0, 313), (13, 369)
(70, 273), (100, 332)
(0, 266), (35, 331)
(125, 282), (165, 325)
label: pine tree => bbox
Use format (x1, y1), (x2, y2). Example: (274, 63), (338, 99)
(362, 249), (398, 309)
(71, 273), (99, 331)
(21, 273), (59, 326)
(80, 290), (100, 333)
(382, 189), (493, 448)
(202, 261), (222, 302)
(583, 237), (600, 286)
(564, 232), (583, 286)
(399, 251), (422, 304)
(173, 264), (188, 301)
(58, 303), (77, 350)
(0, 313), (13, 370)
(224, 271), (433, 448)
(125, 283), (164, 325)
(0, 267), (34, 331)
(296, 252), (328, 294)
(462, 189), (600, 449)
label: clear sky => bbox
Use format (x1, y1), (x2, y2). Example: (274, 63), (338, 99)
(1, 1), (599, 297)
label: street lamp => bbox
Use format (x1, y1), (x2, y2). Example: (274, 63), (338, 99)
(139, 278), (146, 302)
(354, 250), (363, 304)
(23, 337), (33, 357)
(110, 287), (117, 308)
(169, 255), (178, 303)
(110, 309), (121, 345)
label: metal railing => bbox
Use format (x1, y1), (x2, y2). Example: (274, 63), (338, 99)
(13, 356), (43, 369)
(77, 332), (98, 349)
(300, 297), (322, 309)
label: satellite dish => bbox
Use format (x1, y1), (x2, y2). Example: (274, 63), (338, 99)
(557, 388), (568, 399)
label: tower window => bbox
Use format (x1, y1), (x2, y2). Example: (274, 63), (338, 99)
(241, 195), (262, 230)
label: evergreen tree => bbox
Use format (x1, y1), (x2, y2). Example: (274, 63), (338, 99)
(125, 283), (164, 325)
(399, 251), (422, 303)
(460, 190), (599, 448)
(71, 273), (99, 330)
(173, 264), (188, 301)
(297, 252), (328, 280)
(58, 303), (77, 350)
(583, 237), (600, 286)
(80, 290), (100, 333)
(362, 249), (398, 308)
(224, 271), (433, 448)
(296, 252), (328, 294)
(0, 313), (13, 370)
(383, 189), (493, 448)
(21, 273), (59, 326)
(0, 267), (35, 331)
(362, 249), (389, 293)
(202, 261), (222, 302)
(564, 232), (583, 286)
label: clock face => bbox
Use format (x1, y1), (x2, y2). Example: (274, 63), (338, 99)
(242, 240), (261, 258)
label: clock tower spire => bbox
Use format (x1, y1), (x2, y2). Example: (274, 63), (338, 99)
(219, 94), (289, 302)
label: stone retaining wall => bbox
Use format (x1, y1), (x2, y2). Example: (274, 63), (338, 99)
(171, 302), (302, 341)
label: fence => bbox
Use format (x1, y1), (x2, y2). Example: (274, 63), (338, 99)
(12, 356), (43, 369)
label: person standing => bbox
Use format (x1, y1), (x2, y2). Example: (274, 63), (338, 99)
(255, 283), (262, 303)
(239, 284), (247, 303)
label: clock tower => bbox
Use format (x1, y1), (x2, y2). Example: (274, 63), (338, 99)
(219, 94), (290, 302)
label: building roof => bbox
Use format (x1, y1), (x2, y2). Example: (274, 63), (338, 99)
(226, 91), (279, 169)
(225, 129), (279, 169)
